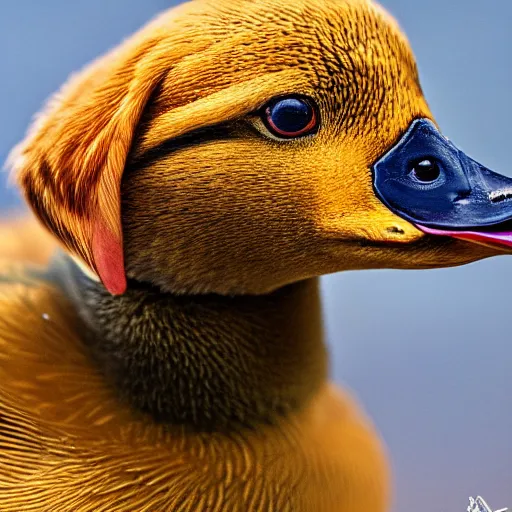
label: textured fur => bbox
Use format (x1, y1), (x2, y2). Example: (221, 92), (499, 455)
(0, 0), (503, 510)
(60, 256), (328, 428)
(0, 264), (388, 511)
(10, 0), (494, 296)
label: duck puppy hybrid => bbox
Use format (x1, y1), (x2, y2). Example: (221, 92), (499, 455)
(1, 0), (510, 510)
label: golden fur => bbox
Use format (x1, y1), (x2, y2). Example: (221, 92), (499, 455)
(10, 0), (493, 296)
(0, 0), (502, 510)
(0, 273), (387, 511)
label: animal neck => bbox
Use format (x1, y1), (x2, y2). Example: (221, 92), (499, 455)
(57, 255), (328, 431)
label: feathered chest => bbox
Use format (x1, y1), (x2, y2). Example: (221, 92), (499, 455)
(0, 267), (387, 511)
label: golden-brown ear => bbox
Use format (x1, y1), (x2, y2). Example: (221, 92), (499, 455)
(8, 34), (167, 295)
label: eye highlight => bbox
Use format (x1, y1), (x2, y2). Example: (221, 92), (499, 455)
(262, 97), (318, 139)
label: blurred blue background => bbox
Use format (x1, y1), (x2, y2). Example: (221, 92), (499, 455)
(1, 1), (510, 511)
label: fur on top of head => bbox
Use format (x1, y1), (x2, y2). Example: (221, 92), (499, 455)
(8, 0), (429, 295)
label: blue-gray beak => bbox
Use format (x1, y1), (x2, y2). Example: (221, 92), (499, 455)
(372, 119), (512, 249)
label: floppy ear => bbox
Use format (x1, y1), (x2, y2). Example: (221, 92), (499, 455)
(9, 35), (167, 295)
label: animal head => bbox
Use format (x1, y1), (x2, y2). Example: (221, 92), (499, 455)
(9, 0), (512, 295)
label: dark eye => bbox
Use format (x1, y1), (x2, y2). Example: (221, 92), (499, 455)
(409, 158), (441, 183)
(263, 97), (318, 139)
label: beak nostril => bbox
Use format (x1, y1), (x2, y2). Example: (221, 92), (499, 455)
(489, 189), (512, 203)
(454, 189), (471, 202)
(387, 226), (405, 235)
